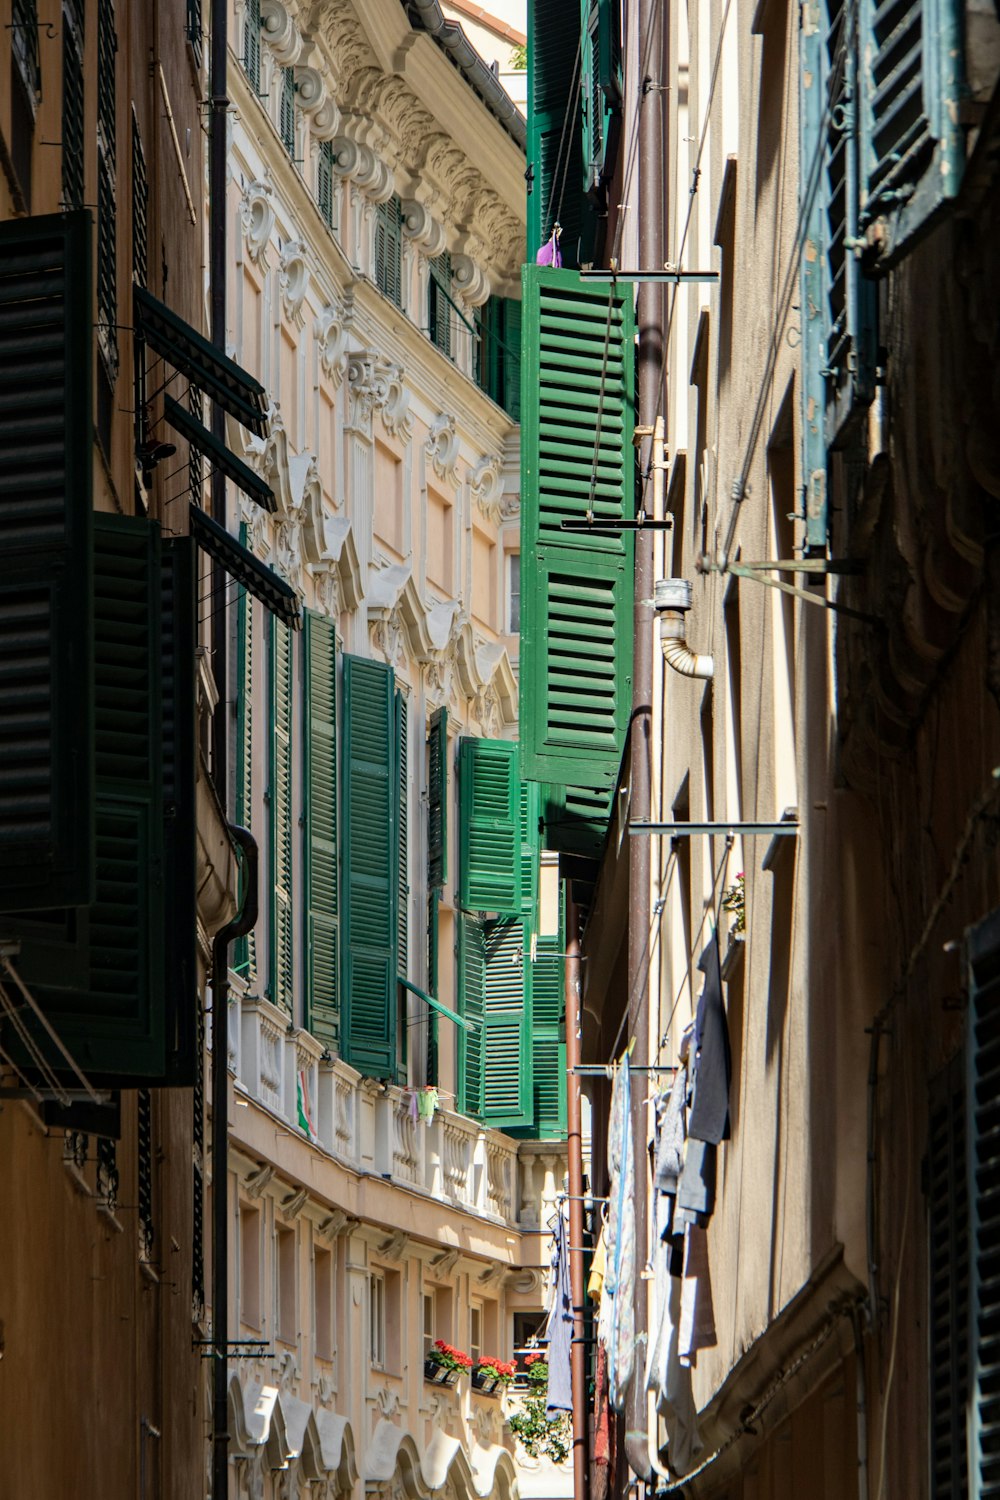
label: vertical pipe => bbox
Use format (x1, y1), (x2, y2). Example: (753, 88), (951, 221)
(212, 826), (258, 1498)
(565, 891), (589, 1500)
(626, 0), (667, 1481)
(209, 0), (229, 807)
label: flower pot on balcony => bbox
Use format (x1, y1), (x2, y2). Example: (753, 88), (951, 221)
(424, 1358), (450, 1383)
(471, 1367), (499, 1394)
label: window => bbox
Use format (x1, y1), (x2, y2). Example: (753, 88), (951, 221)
(370, 1272), (386, 1369)
(314, 1246), (334, 1361)
(243, 0), (261, 93)
(318, 140), (336, 228)
(10, 0), (40, 209)
(186, 0), (202, 65)
(239, 1204), (261, 1329)
(475, 296), (521, 421)
(422, 1292), (434, 1360)
(62, 0), (85, 211)
(97, 0), (118, 382)
(374, 198), (403, 308)
(269, 619), (294, 1014)
(428, 253), (452, 357)
(280, 67), (296, 158)
(513, 1311), (546, 1385)
(276, 1225), (296, 1345)
(966, 913), (1000, 1500)
(507, 552), (521, 635)
(470, 1303), (482, 1366)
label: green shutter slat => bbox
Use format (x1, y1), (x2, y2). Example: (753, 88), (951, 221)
(540, 782), (614, 859)
(459, 738), (522, 915)
(396, 689), (409, 978)
(520, 779), (540, 923)
(458, 912), (485, 1117)
(428, 707), (448, 889)
(481, 917), (532, 1129)
(529, 913), (566, 1139)
(304, 611), (339, 1048)
(243, 0), (261, 92)
(504, 298), (522, 423)
(161, 536), (198, 1084)
(528, 0), (585, 264)
(341, 656), (397, 1077)
(269, 619), (294, 1013)
(520, 266), (635, 792)
(235, 551), (257, 981)
(969, 920), (1000, 1500)
(0, 212), (93, 913)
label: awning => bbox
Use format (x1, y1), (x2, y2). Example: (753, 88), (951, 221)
(134, 285), (268, 436)
(189, 504), (301, 629)
(398, 976), (475, 1031)
(164, 396), (275, 511)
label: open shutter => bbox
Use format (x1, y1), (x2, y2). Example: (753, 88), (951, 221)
(530, 919), (567, 1139)
(520, 779), (540, 926)
(504, 298), (522, 423)
(428, 707), (448, 889)
(481, 917), (533, 1129)
(968, 913), (1000, 1500)
(859, 0), (964, 266)
(234, 554), (257, 981)
(269, 618), (294, 1013)
(927, 1053), (970, 1498)
(0, 211), (93, 914)
(341, 656), (397, 1077)
(304, 611), (339, 1048)
(396, 688), (409, 978)
(458, 911), (485, 1117)
(528, 0), (585, 264)
(520, 266), (635, 791)
(161, 536), (197, 1083)
(459, 738), (521, 915)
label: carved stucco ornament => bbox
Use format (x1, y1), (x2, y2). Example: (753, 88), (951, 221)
(426, 412), (460, 488)
(279, 239), (310, 326)
(315, 294), (354, 387)
(240, 177), (276, 268)
(470, 454), (505, 524)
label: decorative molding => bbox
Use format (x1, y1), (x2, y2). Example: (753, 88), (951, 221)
(329, 136), (394, 202)
(374, 1386), (400, 1419)
(400, 199), (447, 257)
(426, 412), (460, 488)
(294, 63), (340, 139)
(376, 1229), (409, 1263)
(279, 1186), (309, 1219)
(474, 682), (502, 739)
(470, 454), (505, 524)
(317, 1207), (359, 1242)
(428, 1247), (460, 1280)
(451, 253), (490, 307)
(279, 239), (310, 326)
(347, 351), (411, 441)
(240, 177), (276, 268)
(315, 294), (354, 387)
(261, 0), (303, 65)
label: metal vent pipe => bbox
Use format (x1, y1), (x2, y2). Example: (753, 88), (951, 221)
(654, 579), (714, 679)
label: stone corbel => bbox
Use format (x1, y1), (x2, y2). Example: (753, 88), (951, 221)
(428, 1247), (461, 1280)
(377, 1229), (409, 1263)
(243, 1163), (274, 1199)
(400, 199), (447, 258)
(294, 64), (340, 140)
(240, 177), (276, 269)
(315, 293), (354, 388)
(279, 239), (310, 326)
(470, 454), (505, 525)
(279, 1186), (309, 1220)
(330, 137), (394, 202)
(426, 412), (460, 489)
(451, 253), (490, 307)
(261, 0), (302, 65)
(317, 1208), (359, 1242)
(379, 362), (413, 443)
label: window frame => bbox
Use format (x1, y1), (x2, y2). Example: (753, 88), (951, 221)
(370, 1270), (386, 1371)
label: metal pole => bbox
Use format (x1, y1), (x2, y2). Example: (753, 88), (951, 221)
(565, 891), (589, 1500)
(212, 826), (258, 1498)
(209, 0), (229, 807)
(626, 0), (667, 1480)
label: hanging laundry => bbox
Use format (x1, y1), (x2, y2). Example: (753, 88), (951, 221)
(417, 1086), (438, 1125)
(657, 1271), (704, 1475)
(678, 1224), (716, 1365)
(605, 1055), (635, 1412)
(591, 1341), (612, 1500)
(588, 1222), (607, 1303)
(544, 1213), (574, 1414)
(536, 226), (563, 267)
(675, 1136), (717, 1221)
(654, 1063), (687, 1195)
(687, 934), (732, 1144)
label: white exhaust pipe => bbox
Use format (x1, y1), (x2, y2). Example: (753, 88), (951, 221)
(654, 578), (714, 679)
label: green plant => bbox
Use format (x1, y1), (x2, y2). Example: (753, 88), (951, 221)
(507, 1358), (571, 1463)
(509, 42), (527, 69)
(427, 1340), (473, 1374)
(721, 871), (745, 934)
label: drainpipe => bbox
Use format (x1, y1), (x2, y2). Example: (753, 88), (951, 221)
(212, 825), (259, 1499)
(654, 580), (714, 679)
(626, 0), (667, 1481)
(565, 892), (589, 1500)
(209, 0), (229, 807)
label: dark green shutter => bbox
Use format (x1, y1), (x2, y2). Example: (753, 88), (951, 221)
(504, 299), (522, 423)
(0, 211), (93, 914)
(541, 782), (614, 860)
(304, 611), (339, 1048)
(375, 199), (402, 308)
(269, 618), (294, 1013)
(161, 536), (198, 1083)
(428, 707), (448, 889)
(396, 688), (409, 977)
(519, 779), (540, 925)
(859, 0), (964, 266)
(968, 913), (1000, 1500)
(234, 563), (256, 981)
(528, 0), (584, 264)
(458, 911), (485, 1117)
(530, 916), (567, 1139)
(341, 656), (397, 1077)
(459, 738), (521, 915)
(481, 917), (533, 1129)
(243, 0), (261, 92)
(927, 1054), (969, 1499)
(318, 141), (335, 229)
(519, 265), (635, 791)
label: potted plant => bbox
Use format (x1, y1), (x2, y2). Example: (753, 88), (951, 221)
(471, 1356), (516, 1394)
(424, 1340), (473, 1387)
(507, 1354), (571, 1463)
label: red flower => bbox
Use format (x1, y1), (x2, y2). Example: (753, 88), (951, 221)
(478, 1355), (516, 1379)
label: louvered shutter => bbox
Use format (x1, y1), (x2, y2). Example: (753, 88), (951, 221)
(481, 917), (533, 1129)
(304, 611), (339, 1048)
(234, 558), (256, 981)
(541, 782), (614, 859)
(269, 618), (294, 1013)
(341, 656), (397, 1077)
(427, 887), (440, 1085)
(520, 779), (540, 925)
(0, 211), (93, 914)
(428, 707), (448, 889)
(519, 265), (635, 790)
(927, 1054), (970, 1499)
(396, 689), (409, 978)
(504, 298), (522, 423)
(968, 914), (1000, 1500)
(458, 911), (485, 1117)
(528, 0), (584, 264)
(530, 924), (567, 1138)
(859, 0), (964, 266)
(161, 536), (198, 1084)
(459, 738), (521, 915)
(243, 0), (261, 92)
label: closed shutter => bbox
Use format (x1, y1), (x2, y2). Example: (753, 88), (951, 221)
(161, 536), (198, 1084)
(269, 618), (294, 1013)
(318, 141), (335, 229)
(341, 656), (397, 1077)
(968, 914), (1000, 1500)
(375, 199), (402, 308)
(280, 67), (296, 157)
(0, 212), (93, 914)
(520, 266), (635, 791)
(459, 738), (521, 915)
(458, 911), (485, 1117)
(396, 688), (409, 978)
(859, 0), (964, 266)
(61, 2), (85, 211)
(428, 707), (448, 889)
(504, 298), (522, 423)
(927, 1054), (969, 1499)
(528, 0), (584, 264)
(304, 611), (339, 1048)
(481, 917), (532, 1129)
(243, 0), (261, 92)
(530, 921), (567, 1139)
(234, 557), (256, 981)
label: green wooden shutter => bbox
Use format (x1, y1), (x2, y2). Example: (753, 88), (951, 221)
(519, 265), (635, 791)
(504, 298), (522, 423)
(341, 656), (397, 1077)
(458, 911), (485, 1117)
(428, 707), (448, 889)
(269, 618), (294, 1013)
(234, 564), (256, 982)
(396, 688), (409, 977)
(161, 535), (198, 1084)
(0, 211), (93, 914)
(581, 0), (619, 193)
(481, 917), (533, 1129)
(859, 0), (964, 267)
(927, 1054), (969, 1499)
(528, 0), (585, 264)
(427, 887), (440, 1085)
(519, 779), (540, 926)
(304, 611), (339, 1048)
(243, 0), (261, 92)
(968, 914), (1000, 1500)
(459, 738), (521, 915)
(541, 782), (614, 860)
(529, 923), (567, 1138)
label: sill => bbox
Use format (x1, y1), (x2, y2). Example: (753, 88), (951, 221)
(139, 1258), (160, 1284)
(63, 1160), (92, 1197)
(97, 1203), (125, 1234)
(721, 933), (745, 981)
